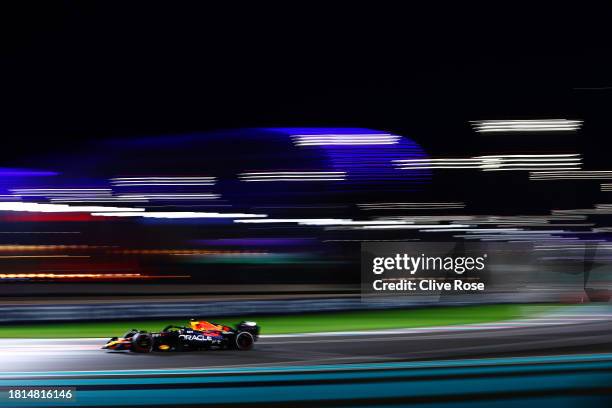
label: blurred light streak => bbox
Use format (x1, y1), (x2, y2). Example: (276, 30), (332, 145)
(1, 213), (112, 222)
(482, 238), (577, 242)
(467, 229), (571, 234)
(0, 231), (80, 234)
(360, 224), (470, 230)
(291, 133), (400, 146)
(419, 228), (522, 232)
(116, 194), (220, 200)
(540, 256), (612, 261)
(479, 154), (581, 172)
(0, 273), (169, 280)
(455, 230), (598, 240)
(552, 206), (612, 215)
(593, 227), (612, 232)
(234, 218), (350, 224)
(253, 205), (348, 209)
(373, 215), (587, 225)
(323, 239), (420, 242)
(471, 119), (583, 133)
(448, 215), (588, 224)
(111, 249), (267, 255)
(369, 215), (467, 222)
(457, 235), (554, 240)
(182, 253), (318, 264)
(394, 158), (482, 170)
(0, 245), (100, 251)
(601, 184), (612, 191)
(172, 252), (267, 257)
(11, 188), (112, 197)
(50, 198), (148, 203)
(110, 176), (216, 186)
(508, 240), (598, 245)
(530, 171), (612, 180)
(234, 218), (412, 226)
(503, 223), (594, 227)
(7, 189), (223, 204)
(0, 195), (20, 201)
(455, 235), (577, 241)
(395, 154), (581, 171)
(359, 202), (465, 210)
(147, 204), (233, 208)
(91, 211), (266, 219)
(0, 202), (144, 213)
(535, 244), (612, 250)
(0, 255), (90, 259)
(538, 245), (590, 249)
(239, 171), (346, 182)
(479, 154), (581, 159)
(193, 238), (315, 246)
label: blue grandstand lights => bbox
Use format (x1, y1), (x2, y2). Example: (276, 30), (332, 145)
(0, 168), (58, 177)
(266, 127), (430, 183)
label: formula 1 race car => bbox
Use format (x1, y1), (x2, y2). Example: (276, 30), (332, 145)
(102, 319), (260, 352)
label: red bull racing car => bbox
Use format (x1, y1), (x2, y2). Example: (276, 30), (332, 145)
(102, 319), (260, 352)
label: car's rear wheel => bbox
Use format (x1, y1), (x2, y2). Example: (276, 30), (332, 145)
(131, 332), (153, 353)
(234, 331), (254, 350)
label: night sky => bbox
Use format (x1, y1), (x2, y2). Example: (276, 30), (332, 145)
(1, 3), (610, 163)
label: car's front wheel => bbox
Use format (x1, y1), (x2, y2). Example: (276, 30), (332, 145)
(131, 332), (153, 353)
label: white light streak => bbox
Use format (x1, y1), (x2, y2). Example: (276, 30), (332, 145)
(233, 218), (409, 226)
(11, 188), (113, 197)
(291, 134), (400, 146)
(471, 119), (583, 133)
(361, 224), (470, 230)
(0, 202), (144, 213)
(111, 177), (216, 186)
(50, 197), (148, 203)
(371, 215), (586, 226)
(395, 154), (581, 171)
(552, 206), (612, 215)
(530, 171), (612, 180)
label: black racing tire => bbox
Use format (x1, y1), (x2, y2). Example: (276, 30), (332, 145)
(131, 332), (154, 353)
(234, 331), (254, 350)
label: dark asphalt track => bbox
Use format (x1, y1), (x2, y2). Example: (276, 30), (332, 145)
(1, 314), (611, 373)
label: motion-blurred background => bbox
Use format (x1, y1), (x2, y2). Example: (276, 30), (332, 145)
(0, 3), (611, 324)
